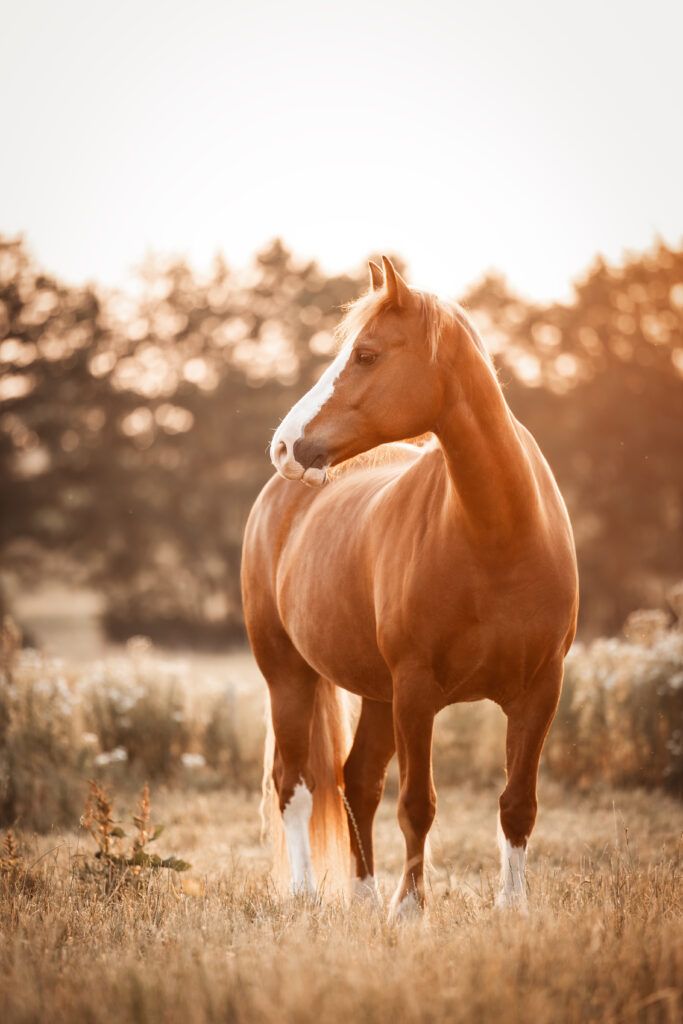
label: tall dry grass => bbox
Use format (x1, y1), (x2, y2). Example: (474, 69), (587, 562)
(1, 587), (681, 1022)
(434, 606), (683, 795)
(0, 783), (680, 1024)
(1, 593), (682, 832)
(0, 625), (265, 828)
(547, 609), (683, 793)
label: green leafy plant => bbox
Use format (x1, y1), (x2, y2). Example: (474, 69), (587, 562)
(80, 780), (190, 873)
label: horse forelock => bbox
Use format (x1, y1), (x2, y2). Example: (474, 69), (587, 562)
(336, 286), (494, 369)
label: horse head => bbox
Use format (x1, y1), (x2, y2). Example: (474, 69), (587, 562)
(270, 257), (444, 485)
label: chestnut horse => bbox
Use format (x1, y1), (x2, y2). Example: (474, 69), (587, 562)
(241, 257), (578, 918)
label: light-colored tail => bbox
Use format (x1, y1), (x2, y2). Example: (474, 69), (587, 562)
(260, 679), (355, 896)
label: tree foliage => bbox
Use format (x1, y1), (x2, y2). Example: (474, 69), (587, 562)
(0, 235), (681, 641)
(464, 243), (683, 633)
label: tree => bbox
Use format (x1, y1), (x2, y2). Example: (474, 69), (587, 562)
(1, 235), (680, 643)
(464, 243), (683, 635)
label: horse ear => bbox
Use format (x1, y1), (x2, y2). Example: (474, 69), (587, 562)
(381, 256), (411, 307)
(368, 260), (384, 292)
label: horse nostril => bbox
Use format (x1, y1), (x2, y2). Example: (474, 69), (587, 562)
(293, 437), (328, 471)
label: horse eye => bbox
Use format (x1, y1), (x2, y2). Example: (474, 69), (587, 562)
(355, 350), (377, 366)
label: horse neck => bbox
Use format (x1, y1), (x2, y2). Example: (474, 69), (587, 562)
(433, 321), (539, 545)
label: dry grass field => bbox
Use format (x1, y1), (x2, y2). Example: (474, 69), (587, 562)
(1, 779), (681, 1024)
(1, 604), (681, 1023)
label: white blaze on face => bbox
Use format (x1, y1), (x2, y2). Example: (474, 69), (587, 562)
(496, 815), (528, 909)
(270, 342), (354, 485)
(282, 781), (315, 895)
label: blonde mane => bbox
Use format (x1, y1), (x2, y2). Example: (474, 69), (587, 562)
(336, 285), (494, 368)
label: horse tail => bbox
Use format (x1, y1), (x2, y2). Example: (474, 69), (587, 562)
(308, 679), (355, 892)
(260, 678), (354, 896)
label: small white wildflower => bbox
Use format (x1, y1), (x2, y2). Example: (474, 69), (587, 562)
(668, 670), (683, 691)
(602, 671), (617, 691)
(55, 675), (74, 714)
(126, 635), (153, 657)
(665, 732), (682, 756)
(181, 752), (206, 769)
(93, 746), (128, 766)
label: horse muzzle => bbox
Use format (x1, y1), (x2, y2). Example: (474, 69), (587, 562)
(271, 436), (328, 487)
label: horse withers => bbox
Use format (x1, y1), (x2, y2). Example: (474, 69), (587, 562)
(241, 257), (578, 918)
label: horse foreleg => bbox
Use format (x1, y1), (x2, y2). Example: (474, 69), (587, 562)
(268, 671), (318, 895)
(343, 697), (395, 902)
(497, 662), (563, 909)
(389, 680), (436, 921)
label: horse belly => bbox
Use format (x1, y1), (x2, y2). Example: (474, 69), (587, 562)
(277, 542), (393, 702)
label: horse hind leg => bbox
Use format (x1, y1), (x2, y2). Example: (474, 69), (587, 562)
(264, 648), (319, 895)
(342, 697), (395, 903)
(497, 662), (563, 909)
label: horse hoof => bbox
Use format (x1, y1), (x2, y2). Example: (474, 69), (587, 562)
(495, 891), (529, 915)
(352, 876), (383, 906)
(388, 890), (422, 924)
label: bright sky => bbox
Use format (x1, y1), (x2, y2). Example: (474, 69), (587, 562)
(1, 0), (681, 302)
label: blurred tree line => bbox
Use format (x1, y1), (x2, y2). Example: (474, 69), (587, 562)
(0, 235), (681, 642)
